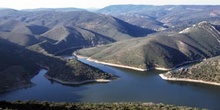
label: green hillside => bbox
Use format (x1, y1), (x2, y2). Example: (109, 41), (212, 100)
(76, 22), (220, 70)
(0, 39), (115, 93)
(163, 55), (220, 83)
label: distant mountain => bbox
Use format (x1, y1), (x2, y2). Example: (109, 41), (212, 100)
(97, 5), (220, 31)
(97, 5), (153, 15)
(116, 14), (167, 31)
(21, 8), (86, 12)
(76, 22), (220, 70)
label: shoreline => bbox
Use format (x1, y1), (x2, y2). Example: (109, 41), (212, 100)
(74, 53), (202, 72)
(74, 53), (170, 71)
(87, 57), (148, 71)
(74, 53), (220, 86)
(159, 74), (220, 86)
(0, 83), (34, 94)
(37, 62), (113, 85)
(44, 75), (111, 85)
(0, 69), (42, 94)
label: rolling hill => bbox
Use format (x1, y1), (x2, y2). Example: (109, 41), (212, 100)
(0, 9), (155, 54)
(0, 10), (154, 40)
(0, 32), (40, 46)
(76, 22), (220, 70)
(38, 26), (115, 54)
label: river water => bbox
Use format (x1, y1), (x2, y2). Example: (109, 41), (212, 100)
(0, 57), (220, 109)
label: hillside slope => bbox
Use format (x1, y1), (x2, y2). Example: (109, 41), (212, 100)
(0, 32), (40, 46)
(162, 55), (220, 85)
(0, 10), (155, 54)
(38, 26), (115, 54)
(0, 39), (115, 93)
(76, 22), (220, 70)
(0, 10), (154, 41)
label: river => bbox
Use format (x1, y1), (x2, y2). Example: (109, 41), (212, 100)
(0, 57), (220, 110)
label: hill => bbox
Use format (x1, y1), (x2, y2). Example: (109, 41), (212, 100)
(76, 22), (220, 70)
(38, 26), (115, 54)
(0, 20), (47, 46)
(0, 10), (154, 41)
(160, 56), (220, 86)
(0, 32), (40, 46)
(0, 39), (115, 93)
(0, 10), (155, 54)
(161, 55), (220, 85)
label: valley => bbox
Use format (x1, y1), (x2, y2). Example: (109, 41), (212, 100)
(0, 4), (220, 110)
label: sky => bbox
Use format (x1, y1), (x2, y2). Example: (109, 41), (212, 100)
(0, 0), (219, 10)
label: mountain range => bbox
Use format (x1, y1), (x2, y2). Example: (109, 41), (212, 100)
(97, 5), (220, 31)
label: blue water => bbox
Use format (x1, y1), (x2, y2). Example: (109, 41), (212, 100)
(0, 58), (220, 110)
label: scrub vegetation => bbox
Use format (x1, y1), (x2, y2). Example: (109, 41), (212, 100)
(0, 101), (201, 110)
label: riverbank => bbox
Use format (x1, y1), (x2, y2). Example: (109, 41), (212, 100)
(0, 83), (33, 94)
(44, 74), (111, 85)
(0, 67), (42, 94)
(87, 57), (148, 71)
(74, 53), (170, 71)
(159, 74), (220, 86)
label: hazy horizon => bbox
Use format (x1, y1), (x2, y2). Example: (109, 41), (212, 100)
(0, 0), (219, 10)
